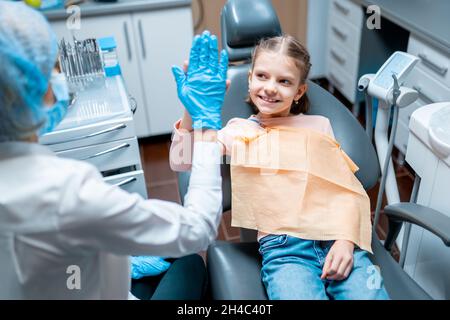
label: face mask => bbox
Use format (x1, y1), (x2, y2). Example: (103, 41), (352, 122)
(38, 72), (70, 136)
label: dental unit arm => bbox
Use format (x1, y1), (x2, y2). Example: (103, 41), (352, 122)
(358, 74), (375, 141)
(359, 52), (419, 249)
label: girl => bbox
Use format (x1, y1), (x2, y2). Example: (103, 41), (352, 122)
(170, 35), (389, 300)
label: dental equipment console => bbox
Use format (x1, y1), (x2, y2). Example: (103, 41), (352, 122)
(369, 52), (419, 104)
(359, 52), (420, 250)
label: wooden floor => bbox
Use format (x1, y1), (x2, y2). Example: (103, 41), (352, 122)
(138, 81), (415, 260)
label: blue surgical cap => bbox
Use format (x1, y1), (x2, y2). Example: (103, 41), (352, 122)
(0, 0), (58, 141)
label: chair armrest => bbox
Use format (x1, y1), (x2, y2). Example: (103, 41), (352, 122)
(383, 202), (450, 250)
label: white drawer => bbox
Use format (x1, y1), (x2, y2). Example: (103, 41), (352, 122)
(404, 65), (450, 103)
(329, 9), (362, 55)
(394, 119), (410, 155)
(328, 36), (359, 79)
(56, 137), (140, 172)
(104, 170), (148, 199)
(328, 58), (357, 103)
(40, 117), (136, 152)
(330, 0), (363, 28)
(407, 35), (450, 88)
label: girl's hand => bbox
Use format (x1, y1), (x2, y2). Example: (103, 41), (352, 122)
(321, 240), (354, 281)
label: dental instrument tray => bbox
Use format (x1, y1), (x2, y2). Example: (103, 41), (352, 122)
(50, 36), (132, 132)
(38, 74), (134, 148)
(54, 76), (131, 131)
(58, 37), (105, 92)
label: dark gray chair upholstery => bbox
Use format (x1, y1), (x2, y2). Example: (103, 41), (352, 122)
(205, 80), (432, 300)
(176, 0), (449, 300)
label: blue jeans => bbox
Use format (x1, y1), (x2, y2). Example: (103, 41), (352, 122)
(259, 234), (390, 300)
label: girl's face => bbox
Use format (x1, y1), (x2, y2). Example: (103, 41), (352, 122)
(249, 51), (307, 118)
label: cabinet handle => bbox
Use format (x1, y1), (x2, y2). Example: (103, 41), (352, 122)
(80, 142), (130, 160)
(138, 20), (146, 59)
(41, 123), (127, 145)
(123, 22), (132, 61)
(418, 53), (448, 76)
(84, 123), (127, 139)
(412, 85), (435, 103)
(332, 26), (348, 41)
(129, 95), (137, 114)
(329, 73), (343, 88)
(330, 49), (346, 65)
(333, 1), (350, 15)
(113, 176), (137, 187)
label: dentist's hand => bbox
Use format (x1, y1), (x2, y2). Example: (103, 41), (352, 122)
(172, 30), (228, 130)
(179, 61), (231, 132)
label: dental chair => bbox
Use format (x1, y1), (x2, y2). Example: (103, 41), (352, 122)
(176, 0), (449, 300)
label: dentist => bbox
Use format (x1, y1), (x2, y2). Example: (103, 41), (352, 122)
(0, 1), (227, 299)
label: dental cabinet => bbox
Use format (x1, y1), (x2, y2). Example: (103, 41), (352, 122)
(39, 75), (148, 199)
(46, 1), (193, 138)
(395, 36), (450, 155)
(326, 0), (363, 106)
(403, 102), (450, 299)
(326, 0), (409, 116)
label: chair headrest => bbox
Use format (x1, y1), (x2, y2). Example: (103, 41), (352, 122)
(221, 0), (282, 62)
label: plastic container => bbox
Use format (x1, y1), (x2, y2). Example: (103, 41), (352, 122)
(98, 36), (122, 77)
(39, 0), (64, 10)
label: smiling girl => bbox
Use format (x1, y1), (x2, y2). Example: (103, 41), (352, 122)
(170, 35), (389, 300)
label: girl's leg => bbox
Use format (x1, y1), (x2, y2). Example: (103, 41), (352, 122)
(326, 249), (390, 300)
(259, 235), (329, 300)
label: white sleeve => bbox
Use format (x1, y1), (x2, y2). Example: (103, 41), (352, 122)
(57, 141), (222, 258)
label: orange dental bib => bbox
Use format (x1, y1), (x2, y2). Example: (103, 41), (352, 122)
(230, 126), (372, 253)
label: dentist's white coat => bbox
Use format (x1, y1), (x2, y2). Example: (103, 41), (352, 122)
(0, 141), (222, 299)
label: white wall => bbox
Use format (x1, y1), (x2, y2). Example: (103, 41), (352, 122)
(306, 0), (330, 79)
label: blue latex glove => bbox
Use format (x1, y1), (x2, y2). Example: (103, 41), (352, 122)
(172, 30), (228, 130)
(130, 256), (171, 280)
